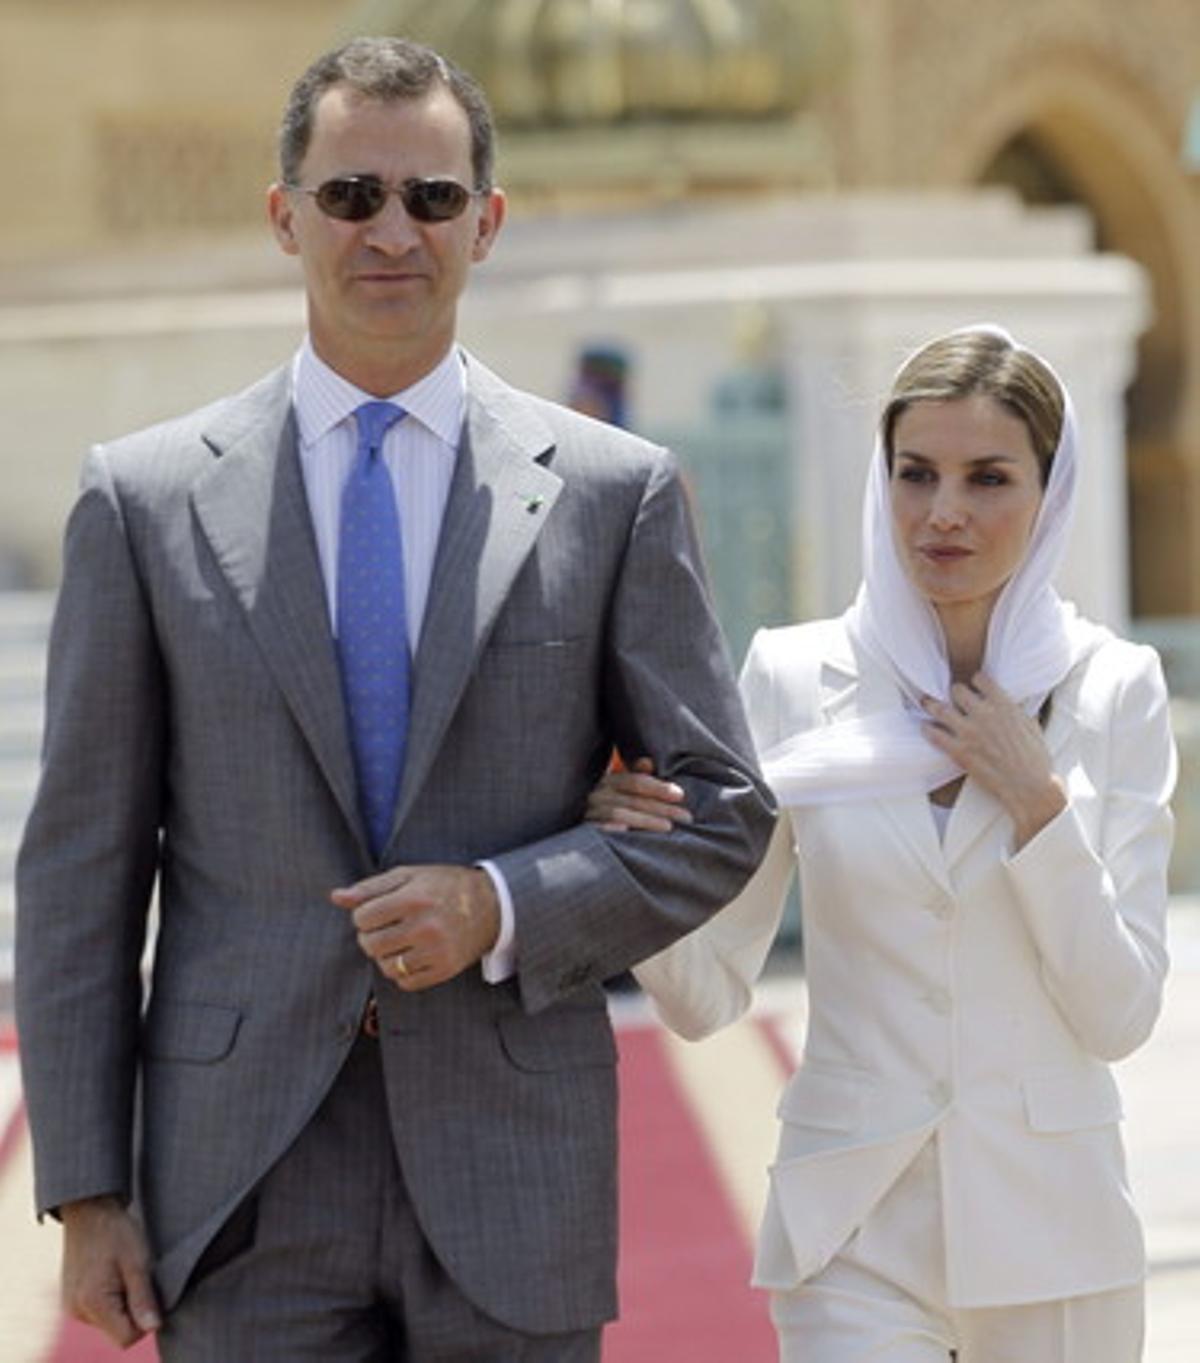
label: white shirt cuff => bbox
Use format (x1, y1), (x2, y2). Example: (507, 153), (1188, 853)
(478, 860), (516, 983)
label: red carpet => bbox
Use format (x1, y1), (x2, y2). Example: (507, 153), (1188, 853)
(45, 1319), (158, 1363)
(4, 1024), (775, 1362)
(605, 1025), (776, 1362)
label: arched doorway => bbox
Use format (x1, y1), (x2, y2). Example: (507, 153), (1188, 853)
(942, 59), (1200, 615)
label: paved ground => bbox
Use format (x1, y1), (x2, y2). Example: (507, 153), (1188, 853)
(1, 906), (1198, 1362)
(1111, 903), (1200, 1362)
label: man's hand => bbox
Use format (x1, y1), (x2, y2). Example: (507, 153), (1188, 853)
(331, 864), (501, 990)
(60, 1195), (161, 1348)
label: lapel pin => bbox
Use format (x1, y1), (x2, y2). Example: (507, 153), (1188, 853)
(521, 494), (545, 515)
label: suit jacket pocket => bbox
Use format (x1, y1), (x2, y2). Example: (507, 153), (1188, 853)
(1021, 1065), (1123, 1132)
(497, 1004), (617, 1072)
(777, 1062), (871, 1134)
(142, 999), (242, 1064)
(476, 636), (587, 682)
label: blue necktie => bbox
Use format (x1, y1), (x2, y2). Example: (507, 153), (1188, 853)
(337, 400), (409, 857)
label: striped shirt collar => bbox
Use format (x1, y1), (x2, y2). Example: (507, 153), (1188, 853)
(292, 337), (467, 451)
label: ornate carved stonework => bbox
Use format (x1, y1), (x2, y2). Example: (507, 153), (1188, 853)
(93, 111), (274, 235)
(849, 0), (1200, 187)
(345, 0), (847, 124)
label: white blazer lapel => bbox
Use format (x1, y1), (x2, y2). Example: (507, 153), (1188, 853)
(821, 637), (953, 895)
(942, 673), (1080, 874)
(940, 777), (998, 872)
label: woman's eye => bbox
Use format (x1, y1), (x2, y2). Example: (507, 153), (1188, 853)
(897, 465), (933, 483)
(973, 471), (1008, 486)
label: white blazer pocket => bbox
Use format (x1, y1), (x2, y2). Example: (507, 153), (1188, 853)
(1021, 1066), (1124, 1132)
(777, 1062), (871, 1135)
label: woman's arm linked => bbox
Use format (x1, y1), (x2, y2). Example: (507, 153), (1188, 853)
(587, 758), (795, 1041)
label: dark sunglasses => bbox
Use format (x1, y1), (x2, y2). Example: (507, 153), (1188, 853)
(285, 175), (486, 223)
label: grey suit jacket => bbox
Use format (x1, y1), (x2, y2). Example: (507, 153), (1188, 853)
(15, 354), (774, 1333)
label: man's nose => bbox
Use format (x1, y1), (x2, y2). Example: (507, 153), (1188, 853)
(362, 193), (423, 251)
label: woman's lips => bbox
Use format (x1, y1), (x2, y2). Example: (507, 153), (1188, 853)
(921, 545), (972, 561)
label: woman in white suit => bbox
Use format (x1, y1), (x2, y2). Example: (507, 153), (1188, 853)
(591, 327), (1176, 1361)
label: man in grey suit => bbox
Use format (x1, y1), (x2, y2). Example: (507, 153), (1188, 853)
(15, 35), (774, 1362)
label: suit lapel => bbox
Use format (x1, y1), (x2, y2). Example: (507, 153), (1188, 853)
(822, 635), (952, 894)
(942, 678), (1079, 874)
(939, 777), (995, 872)
(389, 359), (562, 840)
(823, 621), (1100, 886)
(190, 369), (365, 850)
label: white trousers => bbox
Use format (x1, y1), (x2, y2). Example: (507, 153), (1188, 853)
(769, 1138), (1144, 1362)
(771, 1255), (1143, 1363)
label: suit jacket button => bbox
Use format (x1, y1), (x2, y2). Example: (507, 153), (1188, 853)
(927, 894), (954, 919)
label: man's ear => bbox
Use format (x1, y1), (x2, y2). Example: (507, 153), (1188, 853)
(267, 183), (301, 256)
(471, 187), (507, 264)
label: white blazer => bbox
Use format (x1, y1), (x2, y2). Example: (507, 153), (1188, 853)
(635, 615), (1176, 1307)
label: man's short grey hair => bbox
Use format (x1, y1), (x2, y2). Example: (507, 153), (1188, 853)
(279, 36), (496, 190)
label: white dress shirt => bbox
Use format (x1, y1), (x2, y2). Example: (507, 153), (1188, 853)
(292, 339), (515, 980)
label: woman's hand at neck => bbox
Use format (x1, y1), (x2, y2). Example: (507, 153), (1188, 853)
(920, 670), (1066, 850)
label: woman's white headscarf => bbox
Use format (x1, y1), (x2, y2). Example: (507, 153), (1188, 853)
(761, 325), (1096, 805)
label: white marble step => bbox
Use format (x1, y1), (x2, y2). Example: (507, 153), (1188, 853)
(0, 592), (54, 641)
(0, 594), (51, 998)
(0, 647), (45, 695)
(0, 701), (42, 760)
(0, 824), (20, 878)
(0, 765), (37, 820)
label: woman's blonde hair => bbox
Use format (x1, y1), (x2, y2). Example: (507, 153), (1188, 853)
(881, 329), (1065, 485)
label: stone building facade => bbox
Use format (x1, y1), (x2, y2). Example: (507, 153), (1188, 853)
(3, 0), (1200, 615)
(819, 0), (1200, 616)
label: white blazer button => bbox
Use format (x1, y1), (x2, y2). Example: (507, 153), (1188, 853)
(927, 1080), (952, 1106)
(924, 988), (952, 1015)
